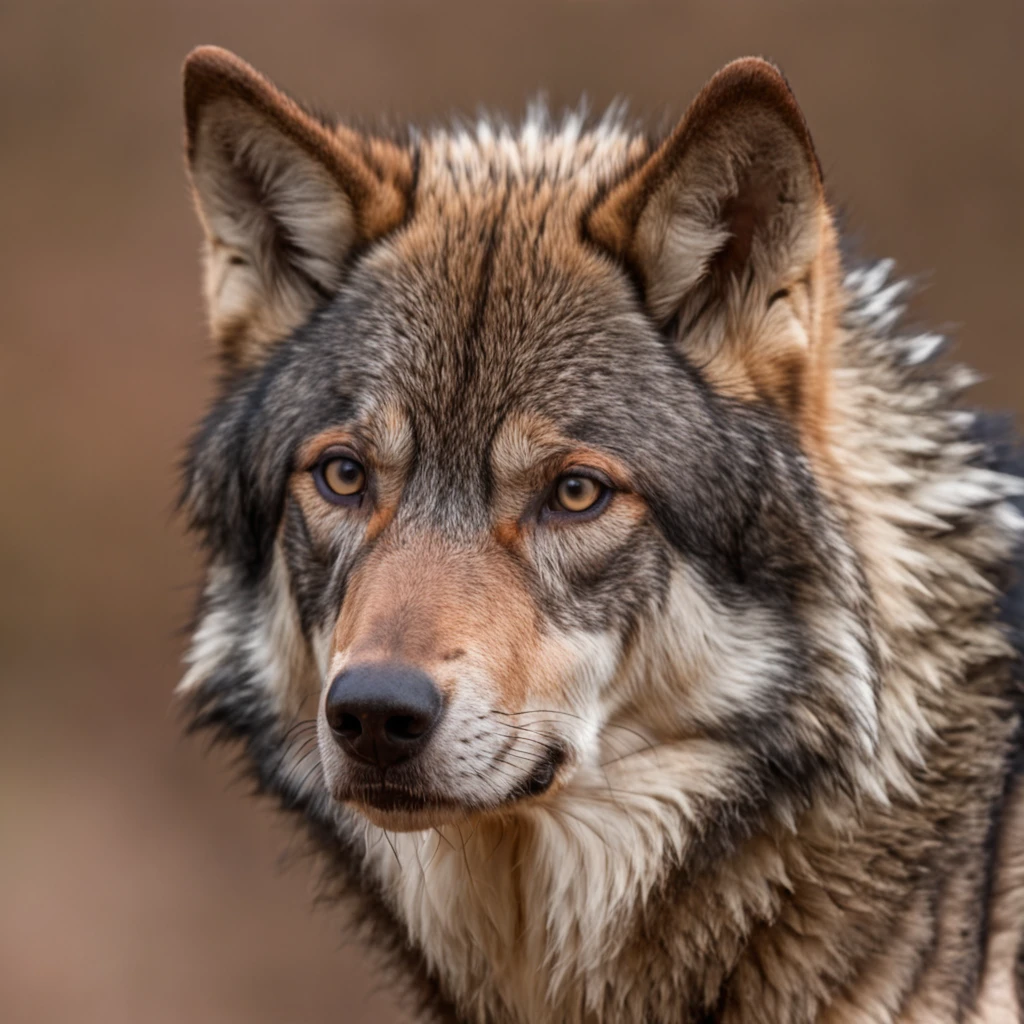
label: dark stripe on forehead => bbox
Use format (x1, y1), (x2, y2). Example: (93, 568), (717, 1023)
(391, 190), (519, 532)
(465, 185), (511, 360)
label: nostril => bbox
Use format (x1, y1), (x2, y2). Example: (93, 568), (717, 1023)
(385, 714), (430, 742)
(335, 712), (362, 740)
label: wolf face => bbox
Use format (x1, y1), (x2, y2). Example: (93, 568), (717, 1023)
(181, 49), (876, 840)
(178, 48), (1024, 1024)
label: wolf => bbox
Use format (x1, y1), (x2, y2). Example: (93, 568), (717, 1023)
(177, 46), (1024, 1023)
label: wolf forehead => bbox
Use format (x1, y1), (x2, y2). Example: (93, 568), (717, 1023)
(316, 146), (670, 429)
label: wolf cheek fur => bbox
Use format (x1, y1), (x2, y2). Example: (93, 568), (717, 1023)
(177, 46), (1024, 1024)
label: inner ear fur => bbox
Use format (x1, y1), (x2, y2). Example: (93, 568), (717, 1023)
(183, 46), (412, 368)
(588, 58), (841, 436)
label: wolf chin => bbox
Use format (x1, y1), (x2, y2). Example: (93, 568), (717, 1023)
(177, 47), (1024, 1023)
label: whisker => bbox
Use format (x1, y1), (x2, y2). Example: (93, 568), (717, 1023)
(423, 832), (443, 870)
(490, 720), (565, 742)
(491, 749), (538, 768)
(489, 755), (531, 777)
(600, 741), (667, 768)
(280, 717), (318, 741)
(493, 731), (560, 754)
(490, 713), (637, 759)
(411, 835), (429, 883)
(292, 755), (323, 795)
(267, 719), (319, 777)
(485, 821), (508, 863)
(285, 737), (318, 762)
(276, 746), (318, 788)
(432, 825), (456, 850)
(383, 830), (402, 870)
(493, 708), (654, 751)
(501, 709), (663, 766)
(502, 720), (642, 764)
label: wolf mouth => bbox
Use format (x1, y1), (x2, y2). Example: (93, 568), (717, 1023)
(340, 744), (567, 817)
(345, 784), (463, 815)
(509, 743), (566, 799)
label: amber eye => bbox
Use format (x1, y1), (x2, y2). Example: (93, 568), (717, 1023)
(314, 454), (366, 504)
(551, 474), (606, 515)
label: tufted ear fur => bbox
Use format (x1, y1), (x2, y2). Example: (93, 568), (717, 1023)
(183, 46), (412, 368)
(587, 58), (841, 440)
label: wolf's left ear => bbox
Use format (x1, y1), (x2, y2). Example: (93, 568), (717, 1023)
(588, 58), (840, 433)
(184, 47), (412, 368)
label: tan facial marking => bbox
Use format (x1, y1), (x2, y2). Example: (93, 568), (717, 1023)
(333, 536), (542, 708)
(296, 428), (362, 470)
(493, 519), (523, 552)
(491, 412), (633, 490)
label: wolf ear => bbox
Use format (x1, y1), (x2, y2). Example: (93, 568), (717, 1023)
(183, 46), (411, 367)
(588, 58), (839, 431)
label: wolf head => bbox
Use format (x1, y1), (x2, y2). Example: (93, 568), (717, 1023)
(180, 48), (878, 842)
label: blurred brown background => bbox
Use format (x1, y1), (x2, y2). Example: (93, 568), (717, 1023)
(0, 1), (1021, 1022)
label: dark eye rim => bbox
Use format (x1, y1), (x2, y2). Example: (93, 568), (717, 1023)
(542, 468), (614, 523)
(311, 447), (367, 506)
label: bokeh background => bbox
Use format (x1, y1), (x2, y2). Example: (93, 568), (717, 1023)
(1, 2), (1021, 1022)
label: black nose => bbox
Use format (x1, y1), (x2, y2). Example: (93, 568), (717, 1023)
(325, 663), (443, 768)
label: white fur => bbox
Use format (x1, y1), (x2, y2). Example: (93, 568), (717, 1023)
(178, 561), (236, 696)
(364, 737), (746, 1023)
(421, 106), (643, 193)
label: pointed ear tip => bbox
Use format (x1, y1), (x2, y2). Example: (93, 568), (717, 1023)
(718, 56), (786, 78)
(184, 45), (242, 84)
(182, 46), (276, 154)
(182, 46), (264, 112)
(183, 44), (252, 74)
(699, 56), (819, 172)
(704, 56), (797, 106)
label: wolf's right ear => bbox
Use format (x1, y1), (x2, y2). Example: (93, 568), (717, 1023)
(183, 47), (412, 368)
(587, 59), (840, 446)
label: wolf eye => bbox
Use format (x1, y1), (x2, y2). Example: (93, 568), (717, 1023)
(550, 474), (607, 516)
(314, 454), (366, 504)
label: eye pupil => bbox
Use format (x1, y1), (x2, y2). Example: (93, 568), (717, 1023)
(319, 455), (366, 500)
(555, 475), (602, 514)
